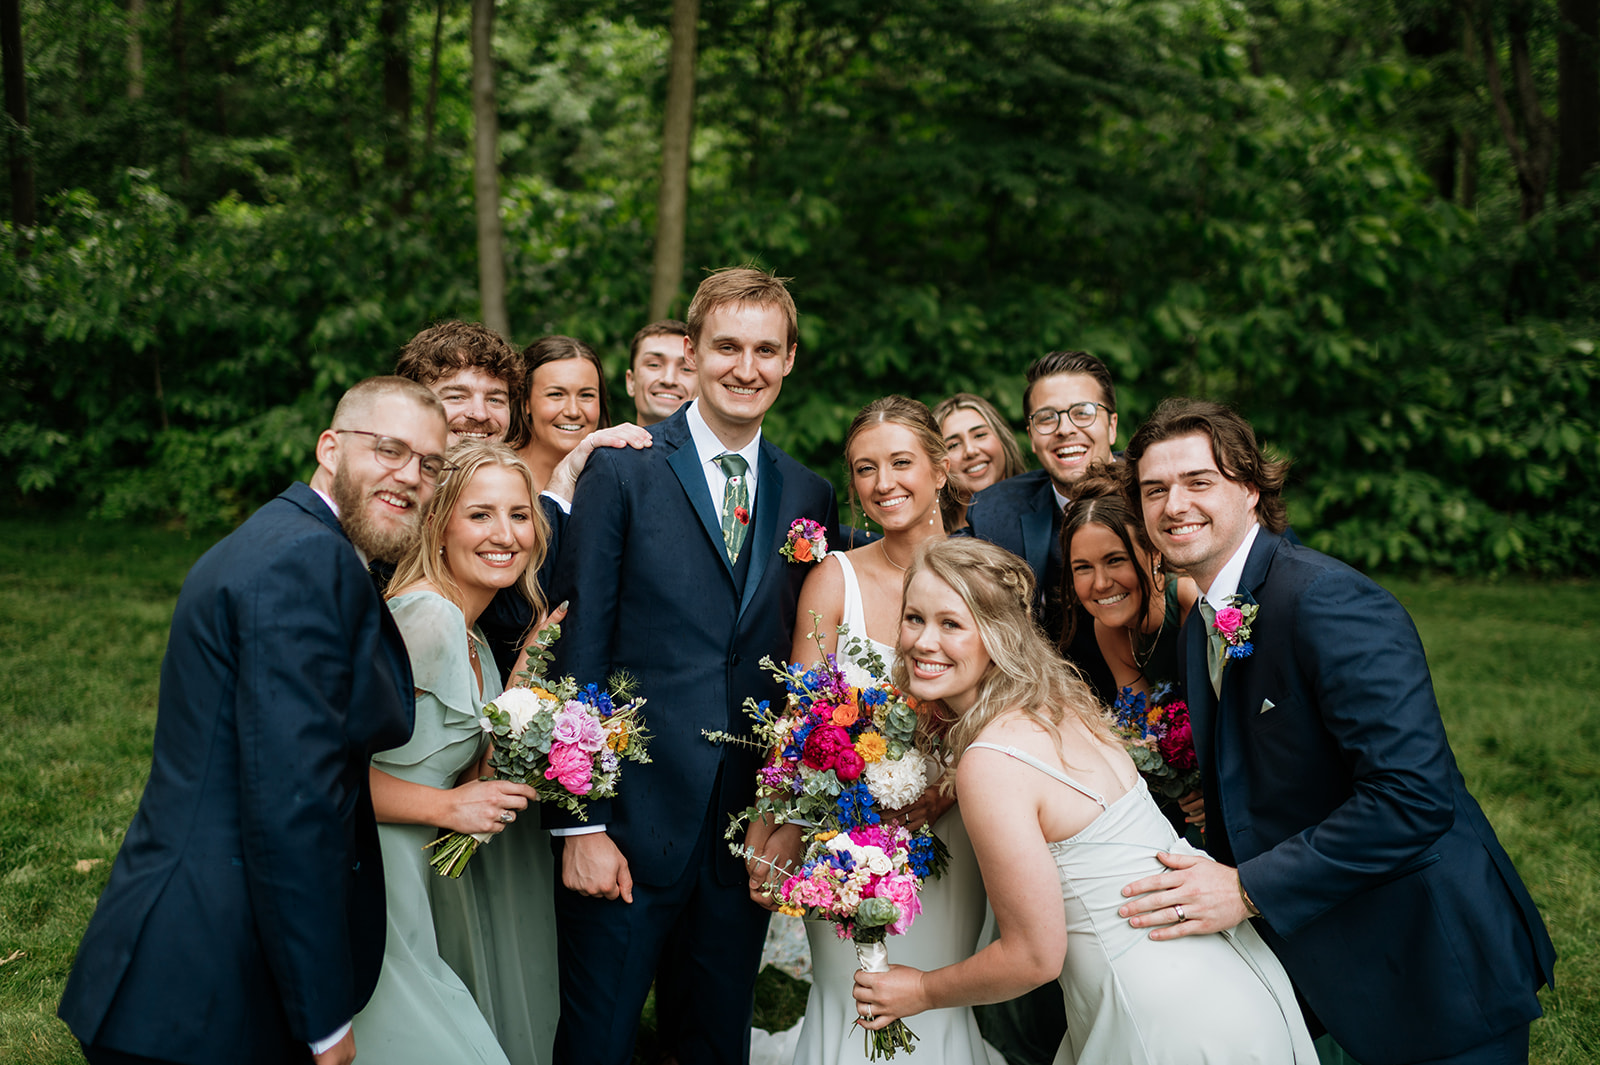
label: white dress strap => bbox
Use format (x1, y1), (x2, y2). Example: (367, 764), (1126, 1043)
(836, 552), (868, 637)
(966, 741), (1108, 810)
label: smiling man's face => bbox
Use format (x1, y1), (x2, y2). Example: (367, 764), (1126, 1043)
(1027, 372), (1117, 492)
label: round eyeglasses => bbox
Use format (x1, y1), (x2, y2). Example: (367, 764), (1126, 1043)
(1027, 401), (1110, 435)
(335, 430), (456, 485)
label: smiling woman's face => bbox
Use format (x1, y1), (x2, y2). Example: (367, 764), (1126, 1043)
(525, 357), (601, 460)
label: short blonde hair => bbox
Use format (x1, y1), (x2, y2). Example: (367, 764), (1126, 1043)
(890, 538), (1113, 781)
(387, 443), (549, 634)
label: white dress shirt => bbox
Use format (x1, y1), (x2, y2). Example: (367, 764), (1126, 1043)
(1201, 522), (1261, 609)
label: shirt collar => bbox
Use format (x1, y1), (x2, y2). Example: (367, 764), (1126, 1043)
(312, 486), (370, 568)
(686, 398), (763, 472)
(1051, 485), (1070, 512)
(1203, 522), (1260, 610)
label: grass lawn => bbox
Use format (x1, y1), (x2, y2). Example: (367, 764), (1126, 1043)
(1, 517), (1595, 1063)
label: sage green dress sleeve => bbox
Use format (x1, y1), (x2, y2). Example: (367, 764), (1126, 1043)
(351, 590), (510, 1065)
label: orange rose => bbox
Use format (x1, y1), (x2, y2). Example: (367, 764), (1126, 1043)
(794, 539), (814, 562)
(831, 702), (860, 727)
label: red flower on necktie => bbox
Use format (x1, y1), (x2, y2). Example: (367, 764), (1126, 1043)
(735, 506), (749, 525)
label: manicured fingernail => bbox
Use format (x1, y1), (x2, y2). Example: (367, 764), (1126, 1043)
(558, 600), (570, 612)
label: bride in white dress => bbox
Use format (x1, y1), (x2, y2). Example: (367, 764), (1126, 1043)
(853, 538), (1317, 1065)
(748, 396), (993, 1065)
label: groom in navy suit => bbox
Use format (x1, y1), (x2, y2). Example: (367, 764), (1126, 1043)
(59, 377), (448, 1065)
(547, 268), (838, 1065)
(1119, 399), (1556, 1065)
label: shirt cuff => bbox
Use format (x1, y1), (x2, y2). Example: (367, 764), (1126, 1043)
(541, 489), (573, 515)
(551, 823), (607, 836)
(309, 1021), (352, 1056)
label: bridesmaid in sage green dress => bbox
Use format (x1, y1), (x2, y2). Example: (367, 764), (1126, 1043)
(352, 443), (549, 1064)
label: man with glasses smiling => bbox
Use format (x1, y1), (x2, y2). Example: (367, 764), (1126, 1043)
(967, 351), (1120, 696)
(62, 377), (447, 1065)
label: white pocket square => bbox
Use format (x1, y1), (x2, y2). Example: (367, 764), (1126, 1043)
(1259, 698), (1275, 714)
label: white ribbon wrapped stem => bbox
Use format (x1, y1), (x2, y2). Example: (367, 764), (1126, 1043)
(470, 831), (494, 844)
(854, 938), (889, 974)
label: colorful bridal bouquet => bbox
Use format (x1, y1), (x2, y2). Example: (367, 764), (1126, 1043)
(777, 823), (941, 1059)
(708, 623), (949, 1058)
(428, 624), (651, 877)
(1111, 682), (1200, 802)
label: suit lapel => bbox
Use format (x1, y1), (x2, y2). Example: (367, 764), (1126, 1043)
(666, 428), (734, 578)
(1019, 480), (1055, 579)
(1184, 611), (1216, 772)
(738, 443), (785, 620)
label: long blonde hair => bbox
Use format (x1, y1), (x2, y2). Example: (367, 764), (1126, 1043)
(890, 538), (1113, 776)
(387, 443), (550, 632)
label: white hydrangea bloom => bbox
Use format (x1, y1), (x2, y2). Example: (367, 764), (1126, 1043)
(862, 752), (929, 811)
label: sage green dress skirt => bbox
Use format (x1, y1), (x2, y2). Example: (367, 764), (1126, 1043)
(351, 591), (509, 1064)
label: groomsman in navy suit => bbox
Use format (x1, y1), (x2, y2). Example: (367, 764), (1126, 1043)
(60, 377), (450, 1065)
(1119, 399), (1556, 1065)
(965, 350), (1118, 704)
(547, 268), (838, 1065)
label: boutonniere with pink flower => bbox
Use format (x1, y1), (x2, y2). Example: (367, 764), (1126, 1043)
(1212, 595), (1258, 665)
(781, 518), (829, 563)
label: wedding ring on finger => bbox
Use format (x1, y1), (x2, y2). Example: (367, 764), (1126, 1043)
(861, 1006), (874, 1022)
(499, 810), (515, 824)
(1174, 904), (1187, 922)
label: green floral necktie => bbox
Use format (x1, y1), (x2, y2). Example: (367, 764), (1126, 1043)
(715, 453), (750, 563)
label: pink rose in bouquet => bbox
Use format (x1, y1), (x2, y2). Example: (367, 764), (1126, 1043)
(553, 703), (607, 752)
(545, 743), (593, 794)
(873, 873), (923, 935)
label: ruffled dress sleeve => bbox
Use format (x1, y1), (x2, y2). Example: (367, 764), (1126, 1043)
(375, 591), (492, 781)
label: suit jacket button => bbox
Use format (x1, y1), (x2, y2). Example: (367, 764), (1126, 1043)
(731, 653), (743, 667)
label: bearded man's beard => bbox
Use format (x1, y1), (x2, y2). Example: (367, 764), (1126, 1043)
(332, 462), (423, 563)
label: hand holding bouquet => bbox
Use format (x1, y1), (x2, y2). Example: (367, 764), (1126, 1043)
(429, 624), (650, 877)
(777, 823), (943, 1059)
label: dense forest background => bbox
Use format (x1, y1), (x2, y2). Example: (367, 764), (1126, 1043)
(1, 0), (1596, 574)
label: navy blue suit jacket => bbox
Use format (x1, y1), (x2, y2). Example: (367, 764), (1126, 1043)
(966, 470), (1115, 702)
(60, 483), (415, 1064)
(548, 408), (838, 887)
(1184, 530), (1556, 1064)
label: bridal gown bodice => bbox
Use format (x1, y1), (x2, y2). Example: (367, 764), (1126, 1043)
(966, 742), (1318, 1065)
(792, 552), (995, 1065)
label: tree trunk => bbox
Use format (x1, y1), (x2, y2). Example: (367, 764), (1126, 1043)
(1, 0), (34, 229)
(424, 0), (445, 156)
(1478, 6), (1553, 220)
(472, 0), (507, 335)
(380, 0), (412, 178)
(649, 0), (699, 322)
(172, 0), (190, 182)
(1557, 0), (1600, 201)
(127, 0), (145, 100)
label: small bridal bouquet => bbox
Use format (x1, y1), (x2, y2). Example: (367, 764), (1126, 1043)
(1111, 682), (1200, 801)
(776, 823), (940, 1059)
(428, 624), (651, 877)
